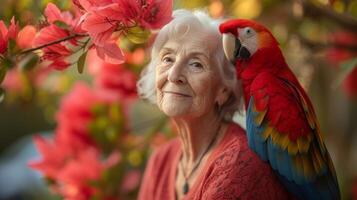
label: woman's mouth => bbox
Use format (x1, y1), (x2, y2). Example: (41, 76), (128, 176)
(163, 91), (191, 97)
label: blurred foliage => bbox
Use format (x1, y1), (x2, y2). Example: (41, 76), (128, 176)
(0, 0), (357, 199)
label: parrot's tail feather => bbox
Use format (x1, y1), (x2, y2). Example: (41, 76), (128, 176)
(277, 172), (340, 200)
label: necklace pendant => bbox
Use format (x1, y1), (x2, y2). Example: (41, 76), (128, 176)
(183, 182), (189, 195)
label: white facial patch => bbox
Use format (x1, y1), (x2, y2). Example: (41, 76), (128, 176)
(238, 27), (258, 56)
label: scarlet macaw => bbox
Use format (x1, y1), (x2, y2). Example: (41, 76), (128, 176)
(219, 19), (340, 200)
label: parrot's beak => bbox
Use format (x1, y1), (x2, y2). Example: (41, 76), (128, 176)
(222, 33), (251, 64)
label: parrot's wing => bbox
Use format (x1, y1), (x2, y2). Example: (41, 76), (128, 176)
(246, 72), (340, 200)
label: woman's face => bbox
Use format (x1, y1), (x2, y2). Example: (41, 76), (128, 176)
(155, 32), (227, 118)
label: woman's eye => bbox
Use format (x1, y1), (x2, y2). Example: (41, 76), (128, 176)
(189, 61), (204, 72)
(191, 62), (203, 68)
(162, 56), (173, 64)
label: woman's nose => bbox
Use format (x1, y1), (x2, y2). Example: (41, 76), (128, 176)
(168, 63), (186, 84)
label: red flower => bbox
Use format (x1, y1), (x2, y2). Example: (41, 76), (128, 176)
(326, 31), (357, 98)
(30, 135), (121, 200)
(55, 83), (113, 152)
(16, 25), (37, 49)
(32, 3), (88, 70)
(56, 148), (105, 200)
(87, 49), (137, 100)
(29, 135), (72, 180)
(343, 67), (357, 99)
(33, 25), (74, 70)
(30, 82), (124, 199)
(121, 169), (141, 192)
(138, 0), (173, 29)
(78, 0), (173, 64)
(45, 3), (85, 34)
(0, 17), (19, 54)
(2, 68), (24, 93)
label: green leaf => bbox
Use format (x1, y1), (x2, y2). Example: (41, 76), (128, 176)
(54, 20), (69, 30)
(0, 87), (5, 103)
(77, 51), (87, 74)
(333, 57), (357, 88)
(126, 26), (151, 44)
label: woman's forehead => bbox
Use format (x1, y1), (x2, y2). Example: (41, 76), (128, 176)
(160, 38), (215, 58)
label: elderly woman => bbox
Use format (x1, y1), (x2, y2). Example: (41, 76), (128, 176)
(137, 10), (293, 200)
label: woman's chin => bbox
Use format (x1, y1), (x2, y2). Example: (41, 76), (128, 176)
(161, 107), (189, 117)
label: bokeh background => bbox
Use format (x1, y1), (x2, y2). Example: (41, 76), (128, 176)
(0, 0), (356, 199)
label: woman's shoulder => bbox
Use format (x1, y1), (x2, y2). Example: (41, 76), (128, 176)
(201, 122), (293, 199)
(211, 123), (263, 169)
(213, 122), (282, 178)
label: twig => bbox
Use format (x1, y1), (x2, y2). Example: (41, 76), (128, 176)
(297, 33), (357, 52)
(299, 0), (357, 32)
(19, 33), (88, 55)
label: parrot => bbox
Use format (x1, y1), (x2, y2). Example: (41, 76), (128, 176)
(219, 19), (340, 200)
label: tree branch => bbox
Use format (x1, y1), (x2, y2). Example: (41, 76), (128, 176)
(19, 33), (88, 55)
(296, 33), (357, 52)
(299, 0), (357, 32)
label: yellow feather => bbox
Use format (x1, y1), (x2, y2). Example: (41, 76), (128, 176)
(293, 155), (304, 177)
(255, 109), (267, 125)
(301, 155), (314, 181)
(297, 136), (310, 153)
(271, 130), (280, 145)
(280, 134), (290, 150)
(288, 142), (299, 154)
(262, 126), (273, 140)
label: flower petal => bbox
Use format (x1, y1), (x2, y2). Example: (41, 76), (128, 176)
(96, 41), (124, 64)
(7, 16), (19, 40)
(140, 0), (173, 29)
(45, 3), (62, 23)
(16, 25), (37, 49)
(0, 21), (8, 38)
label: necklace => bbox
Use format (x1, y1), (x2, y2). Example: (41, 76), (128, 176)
(179, 124), (221, 195)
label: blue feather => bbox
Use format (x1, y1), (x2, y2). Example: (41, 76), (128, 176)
(246, 97), (340, 200)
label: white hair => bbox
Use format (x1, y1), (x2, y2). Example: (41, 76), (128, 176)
(137, 9), (242, 120)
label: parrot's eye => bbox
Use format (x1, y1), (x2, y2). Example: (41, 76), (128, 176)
(243, 27), (255, 38)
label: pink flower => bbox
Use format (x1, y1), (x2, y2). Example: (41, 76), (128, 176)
(45, 3), (75, 27)
(0, 17), (19, 54)
(30, 134), (120, 200)
(138, 0), (173, 29)
(55, 83), (107, 152)
(33, 24), (73, 70)
(45, 3), (85, 34)
(78, 0), (173, 64)
(94, 39), (125, 64)
(31, 3), (89, 70)
(326, 31), (357, 98)
(121, 170), (141, 192)
(343, 67), (357, 99)
(29, 135), (72, 180)
(86, 49), (137, 100)
(56, 148), (104, 200)
(16, 25), (37, 49)
(1, 68), (24, 92)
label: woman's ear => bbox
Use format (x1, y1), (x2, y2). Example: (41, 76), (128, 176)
(216, 86), (229, 106)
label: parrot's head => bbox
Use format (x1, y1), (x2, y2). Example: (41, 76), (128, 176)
(219, 19), (279, 65)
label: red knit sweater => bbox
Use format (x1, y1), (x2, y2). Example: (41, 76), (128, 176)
(138, 123), (294, 200)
